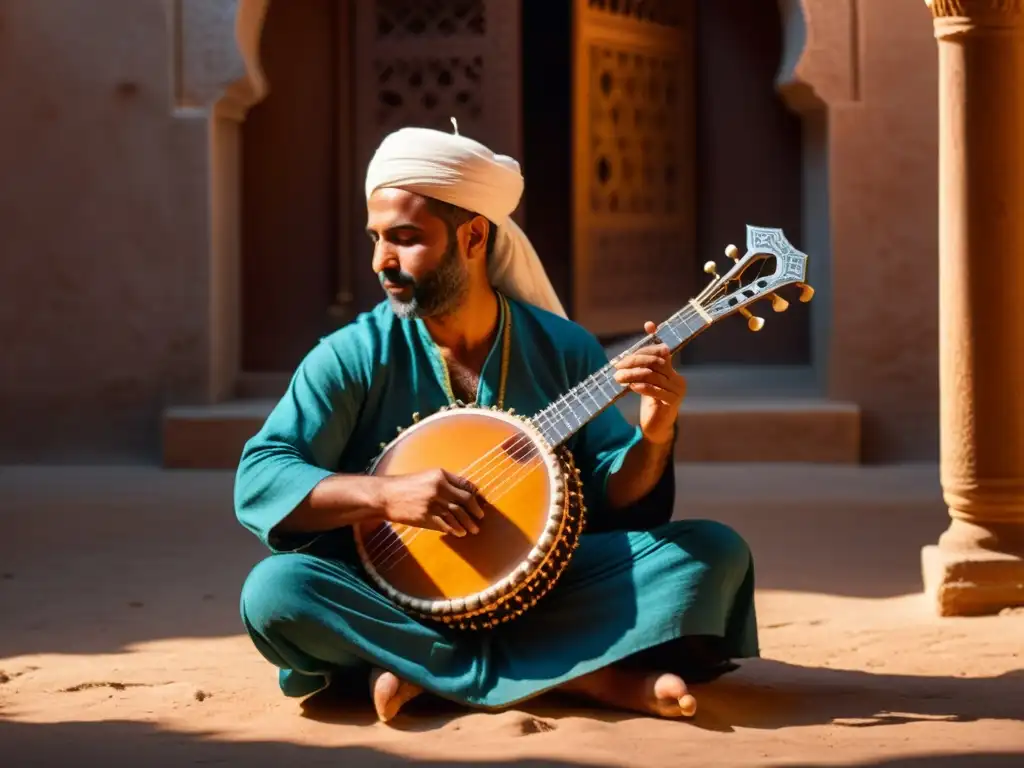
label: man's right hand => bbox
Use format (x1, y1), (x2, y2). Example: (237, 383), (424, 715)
(380, 469), (485, 537)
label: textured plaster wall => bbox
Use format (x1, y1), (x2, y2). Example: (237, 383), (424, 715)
(0, 0), (943, 463)
(825, 0), (940, 461)
(0, 0), (216, 462)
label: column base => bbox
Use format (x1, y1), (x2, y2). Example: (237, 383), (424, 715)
(921, 544), (1024, 617)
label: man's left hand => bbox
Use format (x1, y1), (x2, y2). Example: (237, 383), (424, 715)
(612, 321), (687, 445)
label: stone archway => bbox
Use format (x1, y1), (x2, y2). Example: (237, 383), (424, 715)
(677, 0), (826, 367)
(169, 0), (269, 401)
(175, 0), (859, 402)
(777, 0), (860, 110)
(774, 0), (860, 390)
(172, 0), (269, 115)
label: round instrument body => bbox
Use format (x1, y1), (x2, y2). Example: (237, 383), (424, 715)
(353, 404), (586, 630)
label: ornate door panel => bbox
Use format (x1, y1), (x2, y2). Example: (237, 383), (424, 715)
(682, 0), (809, 365)
(241, 0), (339, 372)
(340, 0), (524, 321)
(572, 0), (696, 337)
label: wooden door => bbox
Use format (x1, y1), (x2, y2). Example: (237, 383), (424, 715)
(571, 0), (698, 338)
(241, 0), (525, 373)
(347, 0), (525, 314)
(683, 0), (808, 365)
(241, 0), (341, 372)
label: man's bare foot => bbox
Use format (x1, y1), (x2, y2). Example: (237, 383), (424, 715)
(369, 667), (423, 722)
(560, 667), (697, 719)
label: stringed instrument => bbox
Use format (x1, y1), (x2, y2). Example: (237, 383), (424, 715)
(354, 225), (813, 630)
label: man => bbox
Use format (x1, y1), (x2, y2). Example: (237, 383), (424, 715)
(234, 125), (759, 723)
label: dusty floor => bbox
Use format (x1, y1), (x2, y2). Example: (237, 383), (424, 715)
(1, 464), (1022, 767)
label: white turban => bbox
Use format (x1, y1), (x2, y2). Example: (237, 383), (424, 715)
(364, 125), (567, 318)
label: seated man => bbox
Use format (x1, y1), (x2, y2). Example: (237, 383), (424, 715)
(234, 125), (759, 722)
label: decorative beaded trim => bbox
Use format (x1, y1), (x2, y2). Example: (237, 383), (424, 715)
(356, 406), (586, 630)
(928, 0), (1024, 19)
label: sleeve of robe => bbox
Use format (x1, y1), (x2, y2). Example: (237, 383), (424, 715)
(233, 328), (372, 553)
(568, 332), (677, 534)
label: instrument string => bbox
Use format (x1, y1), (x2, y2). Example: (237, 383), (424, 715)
(363, 298), (722, 570)
(363, 300), (716, 569)
(360, 347), (648, 562)
(360, 368), (609, 563)
(372, 437), (546, 571)
(359, 356), (636, 558)
(363, 300), (713, 568)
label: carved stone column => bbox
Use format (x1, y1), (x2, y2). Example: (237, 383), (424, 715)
(921, 0), (1024, 616)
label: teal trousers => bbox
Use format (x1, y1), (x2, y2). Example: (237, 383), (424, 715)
(240, 519), (760, 707)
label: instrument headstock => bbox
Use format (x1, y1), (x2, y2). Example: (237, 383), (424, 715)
(693, 225), (813, 333)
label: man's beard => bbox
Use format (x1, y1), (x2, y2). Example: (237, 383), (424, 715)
(380, 241), (469, 319)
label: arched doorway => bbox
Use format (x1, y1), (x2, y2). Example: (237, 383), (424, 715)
(239, 0), (809, 374)
(240, 0), (523, 373)
(239, 0), (341, 373)
(688, 0), (808, 365)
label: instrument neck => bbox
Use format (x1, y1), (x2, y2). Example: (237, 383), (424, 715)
(528, 304), (711, 447)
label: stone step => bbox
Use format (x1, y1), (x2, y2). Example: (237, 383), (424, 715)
(162, 396), (860, 469)
(619, 395), (860, 463)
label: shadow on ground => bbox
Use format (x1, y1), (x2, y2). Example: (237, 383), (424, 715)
(0, 718), (1020, 768)
(687, 660), (1024, 734)
(696, 497), (948, 599)
(794, 759), (1024, 767)
(674, 464), (948, 600)
(0, 720), (596, 768)
(298, 658), (1024, 734)
(0, 465), (950, 657)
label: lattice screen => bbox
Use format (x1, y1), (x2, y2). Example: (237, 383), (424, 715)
(375, 0), (486, 38)
(353, 0), (520, 174)
(573, 0), (695, 336)
(589, 47), (683, 217)
(587, 0), (688, 28)
(343, 0), (522, 299)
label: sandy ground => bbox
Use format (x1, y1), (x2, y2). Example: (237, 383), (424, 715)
(1, 463), (1022, 767)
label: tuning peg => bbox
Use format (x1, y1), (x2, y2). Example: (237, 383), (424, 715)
(703, 261), (719, 277)
(725, 244), (740, 261)
(739, 307), (764, 332)
(796, 283), (815, 303)
(411, 412), (420, 423)
(770, 293), (789, 313)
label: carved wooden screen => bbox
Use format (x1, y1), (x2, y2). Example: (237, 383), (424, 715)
(572, 0), (696, 336)
(340, 0), (524, 318)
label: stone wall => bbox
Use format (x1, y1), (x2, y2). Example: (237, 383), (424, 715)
(780, 0), (940, 461)
(0, 1), (205, 461)
(825, 0), (940, 461)
(0, 0), (943, 463)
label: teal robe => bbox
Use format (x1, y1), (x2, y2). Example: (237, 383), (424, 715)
(234, 295), (759, 706)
